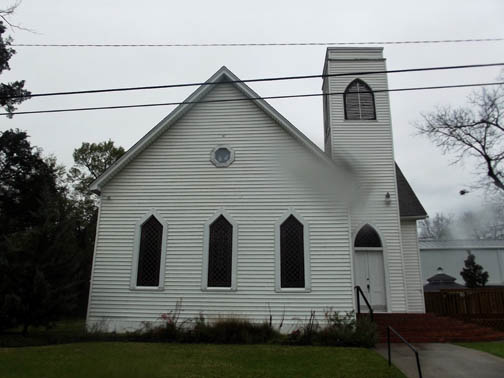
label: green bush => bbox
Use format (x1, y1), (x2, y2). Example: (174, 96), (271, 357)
(316, 311), (377, 347)
(192, 316), (280, 344)
(286, 311), (319, 345)
(1, 310), (376, 348)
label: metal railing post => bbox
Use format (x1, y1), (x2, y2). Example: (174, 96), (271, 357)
(415, 350), (423, 378)
(356, 287), (361, 314)
(387, 325), (423, 378)
(387, 327), (391, 367)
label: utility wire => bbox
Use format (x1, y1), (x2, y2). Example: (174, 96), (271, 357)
(11, 38), (504, 47)
(3, 81), (503, 116)
(3, 62), (504, 100)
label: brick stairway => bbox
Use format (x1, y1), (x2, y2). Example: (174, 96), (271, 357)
(370, 313), (504, 343)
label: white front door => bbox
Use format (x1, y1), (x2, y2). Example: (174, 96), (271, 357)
(354, 250), (387, 311)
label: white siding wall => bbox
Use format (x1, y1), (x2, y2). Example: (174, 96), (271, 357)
(324, 48), (408, 312)
(87, 83), (354, 332)
(400, 220), (425, 312)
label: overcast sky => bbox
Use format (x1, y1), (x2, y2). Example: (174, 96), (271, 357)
(2, 0), (503, 217)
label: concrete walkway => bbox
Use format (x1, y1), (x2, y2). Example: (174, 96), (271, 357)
(376, 343), (504, 378)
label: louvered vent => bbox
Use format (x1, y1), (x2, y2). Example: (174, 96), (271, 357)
(344, 79), (376, 120)
(137, 216), (163, 286)
(280, 215), (305, 288)
(355, 224), (382, 248)
(208, 215), (233, 287)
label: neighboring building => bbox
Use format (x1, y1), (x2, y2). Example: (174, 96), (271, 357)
(420, 240), (504, 286)
(423, 267), (466, 292)
(86, 47), (427, 332)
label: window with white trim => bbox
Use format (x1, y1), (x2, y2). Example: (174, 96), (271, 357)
(136, 215), (163, 287)
(344, 79), (376, 120)
(207, 215), (233, 287)
(280, 215), (305, 288)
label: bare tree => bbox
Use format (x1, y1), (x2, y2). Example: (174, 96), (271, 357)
(458, 200), (504, 240)
(0, 1), (32, 32)
(419, 213), (454, 240)
(417, 80), (504, 193)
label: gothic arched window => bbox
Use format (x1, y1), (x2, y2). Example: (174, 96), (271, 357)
(354, 224), (382, 248)
(344, 79), (376, 120)
(280, 215), (305, 288)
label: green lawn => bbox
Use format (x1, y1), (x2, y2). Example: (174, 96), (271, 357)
(1, 319), (87, 347)
(0, 342), (405, 378)
(457, 341), (504, 359)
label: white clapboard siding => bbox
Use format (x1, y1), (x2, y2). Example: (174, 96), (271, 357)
(323, 47), (408, 312)
(87, 82), (354, 332)
(401, 220), (425, 312)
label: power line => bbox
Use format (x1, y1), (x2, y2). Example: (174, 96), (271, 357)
(3, 81), (503, 117)
(10, 38), (504, 48)
(3, 62), (504, 100)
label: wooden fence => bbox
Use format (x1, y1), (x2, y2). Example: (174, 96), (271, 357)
(425, 288), (504, 315)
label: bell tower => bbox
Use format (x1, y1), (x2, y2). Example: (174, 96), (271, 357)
(322, 47), (407, 312)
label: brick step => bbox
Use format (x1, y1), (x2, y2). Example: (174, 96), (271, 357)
(370, 313), (504, 343)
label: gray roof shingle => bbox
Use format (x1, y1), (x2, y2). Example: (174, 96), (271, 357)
(396, 164), (427, 218)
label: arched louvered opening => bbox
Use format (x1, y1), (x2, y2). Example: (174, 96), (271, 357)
(344, 79), (376, 120)
(137, 215), (163, 286)
(207, 215), (233, 287)
(354, 224), (382, 248)
(280, 215), (305, 288)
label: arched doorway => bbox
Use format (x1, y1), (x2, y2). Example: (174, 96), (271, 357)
(354, 224), (387, 311)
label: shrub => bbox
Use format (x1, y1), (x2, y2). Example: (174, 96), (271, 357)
(317, 311), (377, 347)
(193, 316), (279, 344)
(353, 316), (377, 348)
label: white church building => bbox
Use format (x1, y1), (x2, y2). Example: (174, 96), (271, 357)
(86, 47), (427, 332)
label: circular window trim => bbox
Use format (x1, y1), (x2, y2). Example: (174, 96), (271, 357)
(210, 145), (235, 168)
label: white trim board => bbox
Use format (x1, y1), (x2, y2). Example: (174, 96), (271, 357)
(201, 209), (238, 291)
(274, 208), (311, 293)
(129, 209), (168, 291)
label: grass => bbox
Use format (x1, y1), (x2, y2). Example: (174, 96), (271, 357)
(457, 341), (504, 359)
(1, 318), (87, 347)
(0, 342), (406, 378)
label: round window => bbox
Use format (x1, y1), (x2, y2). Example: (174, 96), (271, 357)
(211, 145), (235, 167)
(215, 147), (231, 164)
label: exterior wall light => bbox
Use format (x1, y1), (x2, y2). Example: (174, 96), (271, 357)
(385, 192), (391, 204)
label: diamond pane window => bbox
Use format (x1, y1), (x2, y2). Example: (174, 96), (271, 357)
(136, 216), (163, 287)
(354, 224), (382, 248)
(208, 215), (233, 287)
(344, 79), (376, 120)
(280, 215), (305, 288)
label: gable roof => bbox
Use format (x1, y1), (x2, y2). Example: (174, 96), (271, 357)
(396, 164), (427, 219)
(90, 66), (427, 219)
(90, 66), (335, 193)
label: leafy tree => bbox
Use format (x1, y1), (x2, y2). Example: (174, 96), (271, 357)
(417, 81), (504, 193)
(460, 253), (489, 288)
(0, 129), (57, 234)
(0, 129), (82, 333)
(419, 213), (454, 240)
(1, 3), (31, 117)
(67, 140), (125, 314)
(1, 190), (81, 334)
(68, 140), (125, 198)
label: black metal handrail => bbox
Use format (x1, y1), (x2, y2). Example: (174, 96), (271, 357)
(387, 326), (423, 378)
(354, 285), (374, 321)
